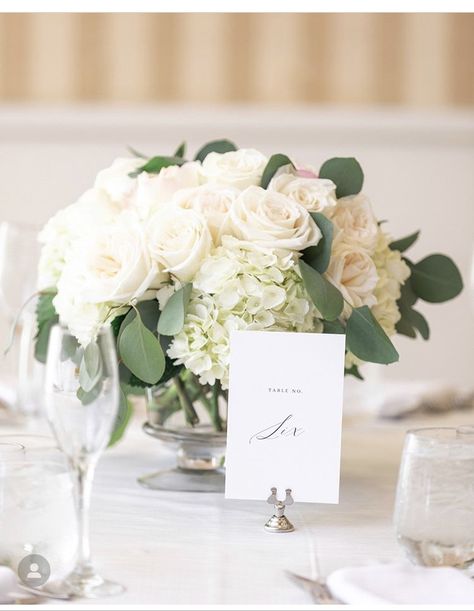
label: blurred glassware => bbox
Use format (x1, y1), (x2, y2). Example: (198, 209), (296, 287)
(44, 324), (124, 598)
(395, 427), (474, 570)
(0, 221), (43, 417)
(0, 222), (39, 319)
(0, 435), (77, 585)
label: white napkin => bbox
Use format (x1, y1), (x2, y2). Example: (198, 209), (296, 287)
(0, 566), (19, 604)
(327, 563), (474, 605)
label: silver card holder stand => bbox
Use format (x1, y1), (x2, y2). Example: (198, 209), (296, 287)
(264, 487), (295, 533)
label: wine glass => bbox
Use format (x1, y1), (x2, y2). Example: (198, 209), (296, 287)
(44, 323), (124, 598)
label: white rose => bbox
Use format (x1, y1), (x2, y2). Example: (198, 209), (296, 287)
(147, 207), (213, 282)
(228, 186), (321, 251)
(268, 173), (337, 213)
(38, 188), (118, 290)
(171, 185), (239, 244)
(58, 210), (164, 306)
(200, 148), (268, 189)
(327, 237), (378, 312)
(329, 194), (378, 253)
(134, 162), (201, 217)
(94, 157), (142, 206)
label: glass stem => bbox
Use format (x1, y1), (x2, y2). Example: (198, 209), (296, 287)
(75, 461), (95, 573)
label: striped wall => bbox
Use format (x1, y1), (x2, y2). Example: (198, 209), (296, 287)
(0, 13), (472, 106)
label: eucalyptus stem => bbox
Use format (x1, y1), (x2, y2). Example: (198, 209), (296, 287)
(173, 375), (199, 426)
(210, 381), (224, 432)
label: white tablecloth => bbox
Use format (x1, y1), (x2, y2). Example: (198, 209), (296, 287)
(0, 405), (470, 605)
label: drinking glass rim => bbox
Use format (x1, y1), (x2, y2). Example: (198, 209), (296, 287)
(406, 426), (474, 445)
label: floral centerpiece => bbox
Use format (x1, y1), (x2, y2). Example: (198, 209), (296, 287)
(35, 140), (463, 442)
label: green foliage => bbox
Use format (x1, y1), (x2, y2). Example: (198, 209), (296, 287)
(173, 141), (187, 158)
(396, 280), (430, 340)
(76, 380), (103, 406)
(34, 291), (59, 363)
(299, 260), (343, 321)
(260, 154), (294, 189)
(78, 342), (102, 392)
(345, 364), (364, 380)
(108, 385), (133, 447)
(389, 230), (420, 253)
(157, 283), (192, 336)
(194, 139), (237, 162)
(323, 320), (345, 334)
(319, 157), (364, 199)
(346, 305), (399, 364)
(302, 213), (334, 273)
(129, 155), (185, 178)
(409, 254), (463, 303)
(118, 310), (165, 385)
(127, 146), (147, 159)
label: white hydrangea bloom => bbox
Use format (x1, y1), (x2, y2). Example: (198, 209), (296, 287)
(371, 230), (411, 337)
(167, 237), (321, 388)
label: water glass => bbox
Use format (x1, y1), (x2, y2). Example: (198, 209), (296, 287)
(0, 436), (77, 584)
(394, 427), (474, 569)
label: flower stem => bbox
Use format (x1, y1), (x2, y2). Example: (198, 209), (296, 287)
(210, 381), (224, 432)
(173, 375), (199, 426)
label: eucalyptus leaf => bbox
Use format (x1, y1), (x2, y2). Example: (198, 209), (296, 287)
(260, 154), (294, 189)
(194, 139), (237, 163)
(157, 283), (192, 336)
(397, 302), (430, 340)
(34, 292), (59, 363)
(77, 380), (103, 406)
(299, 260), (343, 321)
(302, 213), (334, 273)
(407, 308), (430, 340)
(395, 317), (417, 339)
(34, 317), (57, 364)
(60, 335), (79, 362)
(79, 342), (102, 392)
(319, 157), (364, 199)
(389, 230), (420, 253)
(129, 155), (185, 178)
(118, 311), (165, 384)
(410, 254), (463, 303)
(108, 386), (133, 447)
(346, 305), (399, 364)
(174, 142), (187, 158)
(323, 320), (345, 334)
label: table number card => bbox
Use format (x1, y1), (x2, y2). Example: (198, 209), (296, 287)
(225, 331), (346, 504)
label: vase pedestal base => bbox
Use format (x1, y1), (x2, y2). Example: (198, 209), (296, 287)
(138, 467), (225, 493)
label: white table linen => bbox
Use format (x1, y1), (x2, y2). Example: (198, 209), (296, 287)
(1, 405), (472, 605)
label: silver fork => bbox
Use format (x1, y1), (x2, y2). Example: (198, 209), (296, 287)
(286, 570), (343, 605)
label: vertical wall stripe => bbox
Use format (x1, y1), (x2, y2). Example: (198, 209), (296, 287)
(373, 14), (404, 105)
(75, 14), (108, 100)
(1, 14), (32, 100)
(27, 14), (77, 101)
(174, 13), (232, 103)
(324, 13), (378, 105)
(449, 14), (474, 106)
(402, 14), (451, 106)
